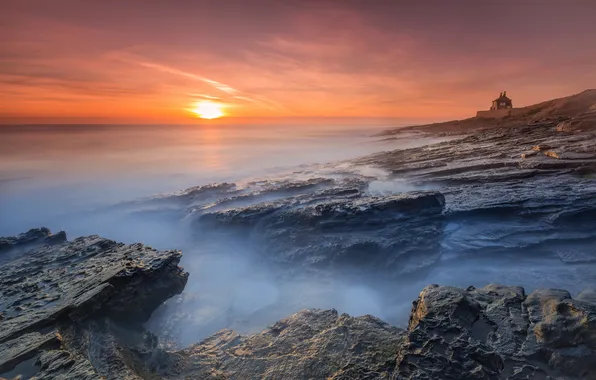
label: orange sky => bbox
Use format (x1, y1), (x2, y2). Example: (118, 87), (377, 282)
(1, 0), (596, 123)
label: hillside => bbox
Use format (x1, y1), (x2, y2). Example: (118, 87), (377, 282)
(381, 89), (596, 135)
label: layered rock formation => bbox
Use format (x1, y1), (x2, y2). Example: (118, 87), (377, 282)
(0, 230), (188, 379)
(196, 190), (446, 276)
(1, 230), (594, 379)
(358, 108), (596, 268)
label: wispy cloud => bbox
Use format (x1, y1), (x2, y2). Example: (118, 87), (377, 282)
(124, 58), (236, 93)
(110, 52), (283, 111)
(200, 78), (238, 95)
(187, 93), (221, 100)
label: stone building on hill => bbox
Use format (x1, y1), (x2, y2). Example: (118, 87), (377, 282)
(476, 91), (520, 118)
(490, 91), (513, 110)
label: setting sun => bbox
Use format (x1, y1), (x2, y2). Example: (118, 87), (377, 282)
(191, 101), (224, 119)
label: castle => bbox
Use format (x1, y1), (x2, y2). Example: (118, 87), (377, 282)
(476, 91), (521, 119)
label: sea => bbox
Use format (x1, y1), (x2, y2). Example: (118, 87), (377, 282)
(0, 120), (441, 238)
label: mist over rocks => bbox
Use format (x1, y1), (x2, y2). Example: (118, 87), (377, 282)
(194, 190), (446, 276)
(0, 228), (66, 263)
(1, 231), (595, 379)
(92, 91), (596, 360)
(123, 91), (596, 281)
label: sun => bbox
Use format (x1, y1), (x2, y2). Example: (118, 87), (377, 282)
(191, 101), (224, 119)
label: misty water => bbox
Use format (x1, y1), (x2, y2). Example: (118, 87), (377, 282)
(0, 122), (434, 236)
(1, 122), (592, 348)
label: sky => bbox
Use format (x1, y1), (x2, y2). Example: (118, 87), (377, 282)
(1, 0), (596, 123)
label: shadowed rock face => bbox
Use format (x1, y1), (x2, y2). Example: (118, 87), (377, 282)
(195, 190), (446, 276)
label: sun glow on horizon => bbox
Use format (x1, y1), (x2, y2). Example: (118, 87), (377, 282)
(191, 101), (224, 119)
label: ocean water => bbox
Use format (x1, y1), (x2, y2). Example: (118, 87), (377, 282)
(0, 121), (441, 239)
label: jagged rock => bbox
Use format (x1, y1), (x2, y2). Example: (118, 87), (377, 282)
(147, 284), (596, 379)
(0, 232), (188, 379)
(0, 331), (61, 374)
(33, 349), (101, 380)
(177, 309), (404, 379)
(395, 284), (596, 379)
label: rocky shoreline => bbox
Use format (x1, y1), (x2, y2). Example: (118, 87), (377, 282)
(2, 90), (596, 379)
(0, 230), (595, 379)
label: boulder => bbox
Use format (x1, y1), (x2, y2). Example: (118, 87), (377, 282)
(178, 309), (404, 379)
